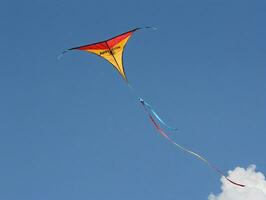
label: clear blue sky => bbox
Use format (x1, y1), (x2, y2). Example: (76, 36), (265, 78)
(0, 0), (265, 199)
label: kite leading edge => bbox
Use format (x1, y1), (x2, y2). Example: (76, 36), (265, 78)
(61, 27), (245, 188)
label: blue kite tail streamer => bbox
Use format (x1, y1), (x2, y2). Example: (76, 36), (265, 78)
(139, 98), (179, 131)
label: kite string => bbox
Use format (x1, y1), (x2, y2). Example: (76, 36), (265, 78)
(141, 103), (245, 187)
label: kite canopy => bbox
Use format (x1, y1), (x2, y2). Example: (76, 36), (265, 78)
(69, 28), (140, 81)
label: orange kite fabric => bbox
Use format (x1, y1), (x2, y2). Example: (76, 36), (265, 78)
(69, 28), (140, 81)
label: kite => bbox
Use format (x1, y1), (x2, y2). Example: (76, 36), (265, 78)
(61, 27), (245, 187)
(60, 27), (150, 81)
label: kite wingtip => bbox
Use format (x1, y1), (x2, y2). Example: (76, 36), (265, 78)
(57, 49), (71, 60)
(145, 26), (157, 30)
(57, 54), (64, 60)
(136, 26), (157, 32)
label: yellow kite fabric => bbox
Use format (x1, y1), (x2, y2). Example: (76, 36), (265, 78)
(69, 28), (139, 81)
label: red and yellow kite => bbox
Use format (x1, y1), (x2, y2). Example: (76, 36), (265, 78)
(66, 28), (141, 81)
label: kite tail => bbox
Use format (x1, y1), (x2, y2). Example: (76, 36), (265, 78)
(139, 98), (178, 131)
(141, 102), (245, 188)
(126, 83), (177, 131)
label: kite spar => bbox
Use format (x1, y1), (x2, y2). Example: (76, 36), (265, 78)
(61, 27), (245, 187)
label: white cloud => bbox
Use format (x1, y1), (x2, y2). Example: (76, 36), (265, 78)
(209, 165), (266, 200)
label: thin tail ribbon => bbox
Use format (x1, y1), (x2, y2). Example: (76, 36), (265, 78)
(126, 82), (177, 132)
(140, 99), (245, 188)
(139, 98), (178, 131)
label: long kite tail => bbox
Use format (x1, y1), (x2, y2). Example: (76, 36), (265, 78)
(140, 100), (245, 187)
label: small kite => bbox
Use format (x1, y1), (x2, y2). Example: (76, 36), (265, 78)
(62, 27), (245, 187)
(60, 27), (149, 82)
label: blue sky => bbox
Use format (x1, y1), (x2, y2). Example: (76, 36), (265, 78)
(0, 0), (265, 199)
